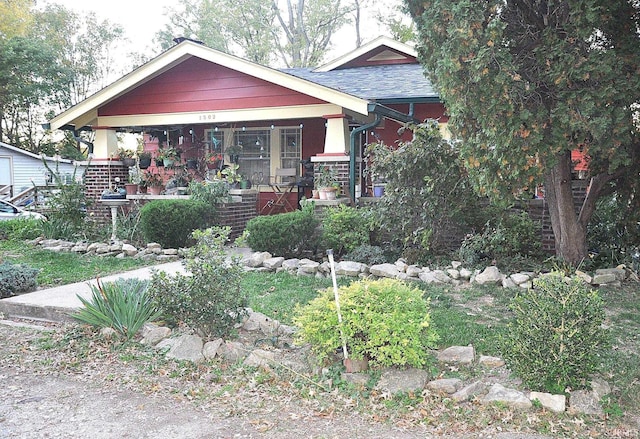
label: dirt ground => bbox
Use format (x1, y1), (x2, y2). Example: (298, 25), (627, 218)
(0, 320), (562, 439)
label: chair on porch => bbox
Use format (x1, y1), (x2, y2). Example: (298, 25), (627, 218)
(261, 168), (297, 214)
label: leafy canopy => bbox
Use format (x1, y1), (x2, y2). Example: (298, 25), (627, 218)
(406, 0), (640, 199)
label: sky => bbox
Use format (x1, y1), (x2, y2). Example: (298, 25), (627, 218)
(45, 0), (406, 65)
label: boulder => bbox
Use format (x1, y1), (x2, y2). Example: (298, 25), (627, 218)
(474, 266), (503, 285)
(244, 349), (276, 368)
(427, 378), (463, 394)
(376, 368), (430, 395)
(263, 257), (285, 270)
(140, 326), (172, 346)
(335, 261), (367, 277)
(165, 334), (204, 363)
(481, 384), (532, 409)
(530, 391), (566, 413)
(437, 346), (475, 365)
(202, 338), (223, 360)
(419, 270), (451, 284)
(369, 263), (402, 279)
(452, 381), (487, 402)
(244, 251), (272, 268)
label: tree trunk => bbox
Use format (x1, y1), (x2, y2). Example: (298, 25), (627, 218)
(543, 151), (588, 265)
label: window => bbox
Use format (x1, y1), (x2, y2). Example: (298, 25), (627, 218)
(280, 128), (301, 171)
(233, 129), (270, 185)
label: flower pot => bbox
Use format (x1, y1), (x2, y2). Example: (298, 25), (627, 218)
(163, 158), (175, 168)
(122, 157), (136, 167)
(148, 185), (163, 195)
(312, 189), (319, 199)
(373, 184), (385, 197)
(186, 158), (198, 169)
(320, 187), (337, 200)
(155, 158), (164, 168)
(139, 157), (152, 169)
(124, 183), (138, 195)
(206, 161), (221, 170)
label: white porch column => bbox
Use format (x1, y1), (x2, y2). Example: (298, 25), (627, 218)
(321, 114), (350, 156)
(93, 129), (119, 158)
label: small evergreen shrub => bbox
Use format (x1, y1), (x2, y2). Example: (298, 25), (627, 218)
(502, 273), (609, 393)
(148, 227), (248, 338)
(321, 205), (371, 258)
(294, 278), (439, 368)
(245, 205), (320, 258)
(140, 199), (215, 248)
(72, 278), (159, 340)
(0, 218), (44, 241)
(343, 244), (387, 265)
(0, 262), (39, 298)
(189, 180), (230, 205)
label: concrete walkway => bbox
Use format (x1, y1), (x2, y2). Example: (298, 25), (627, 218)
(0, 247), (254, 323)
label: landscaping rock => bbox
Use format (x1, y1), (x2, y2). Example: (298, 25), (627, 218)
(595, 267), (626, 282)
(427, 378), (463, 394)
(369, 263), (401, 279)
(121, 243), (138, 256)
(481, 384), (532, 409)
(437, 345), (475, 365)
(406, 265), (422, 277)
(140, 326), (172, 346)
(202, 338), (223, 360)
(530, 391), (566, 413)
(243, 349), (276, 368)
(376, 368), (430, 395)
(474, 266), (503, 285)
(419, 270), (451, 284)
(592, 273), (617, 285)
(569, 390), (603, 416)
(478, 355), (505, 368)
(452, 380), (487, 402)
(335, 261), (367, 277)
(459, 268), (473, 280)
(263, 257), (285, 270)
(245, 252), (272, 268)
(165, 334), (204, 363)
(218, 341), (247, 363)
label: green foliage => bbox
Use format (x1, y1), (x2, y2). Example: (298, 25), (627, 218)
(459, 210), (542, 266)
(71, 278), (159, 341)
(343, 244), (387, 265)
(294, 278), (439, 368)
(587, 193), (640, 268)
(502, 273), (609, 393)
(188, 180), (230, 205)
(148, 227), (248, 338)
(407, 0), (640, 264)
(115, 205), (145, 247)
(366, 120), (483, 262)
(0, 261), (39, 298)
(0, 218), (44, 241)
(321, 205), (372, 258)
(41, 160), (91, 239)
(245, 205), (320, 258)
(139, 199), (215, 248)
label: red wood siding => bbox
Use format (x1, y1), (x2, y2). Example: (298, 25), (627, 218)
(375, 102), (448, 145)
(99, 57), (325, 116)
(337, 47), (417, 70)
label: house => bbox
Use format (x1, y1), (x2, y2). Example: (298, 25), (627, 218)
(0, 141), (84, 203)
(47, 36), (447, 213)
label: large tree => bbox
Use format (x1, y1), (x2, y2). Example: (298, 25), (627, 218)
(406, 0), (640, 264)
(156, 0), (351, 67)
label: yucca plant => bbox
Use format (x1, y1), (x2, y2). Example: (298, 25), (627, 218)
(72, 278), (159, 340)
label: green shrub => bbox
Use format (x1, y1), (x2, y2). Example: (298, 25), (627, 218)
(459, 210), (542, 266)
(294, 278), (439, 368)
(245, 205), (320, 258)
(0, 261), (39, 298)
(140, 199), (215, 248)
(343, 244), (387, 265)
(189, 180), (231, 205)
(0, 218), (44, 241)
(321, 205), (371, 258)
(71, 278), (159, 340)
(148, 227), (247, 338)
(502, 273), (609, 393)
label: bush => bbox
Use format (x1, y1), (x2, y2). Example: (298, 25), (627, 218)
(0, 262), (39, 298)
(321, 205), (372, 258)
(294, 278), (439, 368)
(502, 273), (609, 393)
(71, 278), (159, 340)
(343, 244), (387, 265)
(459, 210), (542, 267)
(245, 205), (320, 258)
(140, 199), (216, 248)
(148, 227), (247, 338)
(0, 218), (44, 241)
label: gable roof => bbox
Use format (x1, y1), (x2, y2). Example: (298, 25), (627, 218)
(0, 141), (74, 164)
(314, 36), (418, 72)
(49, 40), (372, 131)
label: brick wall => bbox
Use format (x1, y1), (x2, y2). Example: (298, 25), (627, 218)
(84, 161), (129, 224)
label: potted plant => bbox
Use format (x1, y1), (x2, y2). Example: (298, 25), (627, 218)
(144, 170), (164, 195)
(204, 152), (223, 170)
(315, 165), (338, 200)
(225, 144), (243, 164)
(154, 151), (164, 167)
(221, 163), (243, 188)
(138, 151), (152, 169)
(118, 147), (136, 167)
(161, 147), (180, 167)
